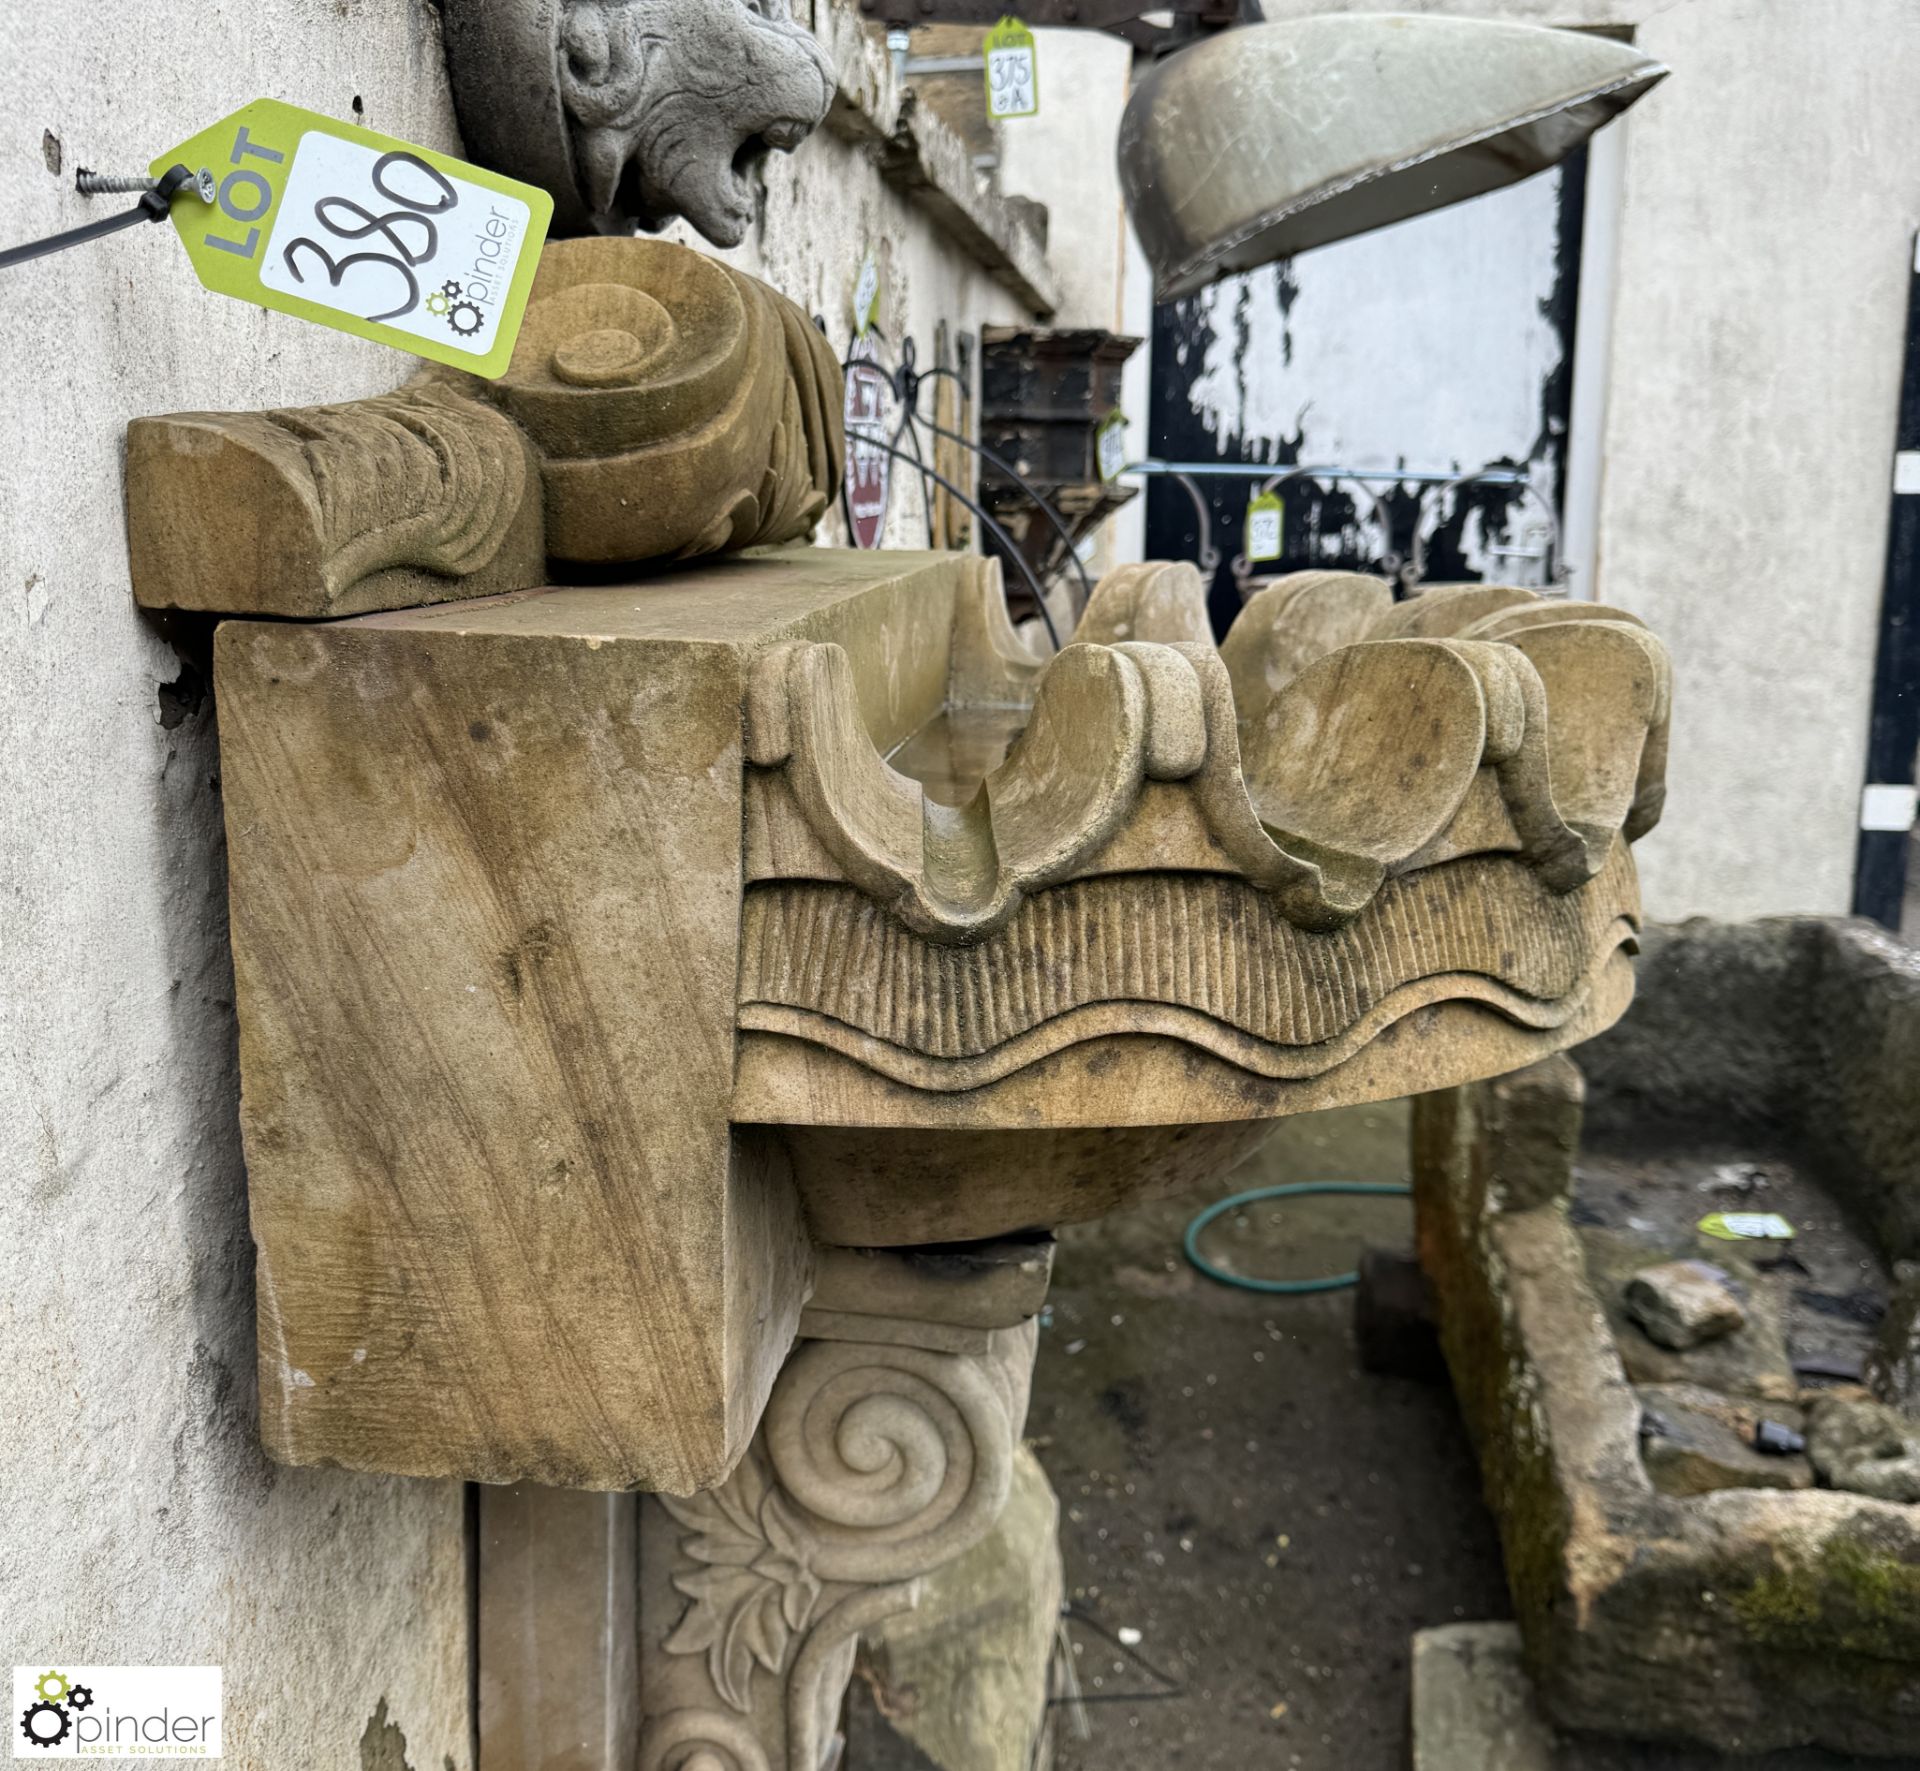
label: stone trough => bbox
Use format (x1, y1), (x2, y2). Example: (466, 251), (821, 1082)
(1413, 917), (1920, 1757)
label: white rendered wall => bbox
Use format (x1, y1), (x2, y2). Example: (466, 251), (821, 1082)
(0, 6), (1065, 1768)
(1591, 0), (1920, 920)
(1135, 0), (1919, 919)
(0, 8), (474, 1767)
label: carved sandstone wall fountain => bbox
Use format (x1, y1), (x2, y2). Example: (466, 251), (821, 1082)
(126, 237), (1671, 1769)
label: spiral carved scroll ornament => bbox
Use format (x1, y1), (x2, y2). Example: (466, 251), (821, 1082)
(649, 1328), (1029, 1770)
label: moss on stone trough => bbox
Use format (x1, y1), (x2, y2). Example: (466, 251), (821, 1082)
(1730, 1528), (1920, 1661)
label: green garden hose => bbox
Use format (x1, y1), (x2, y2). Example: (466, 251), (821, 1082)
(1182, 1181), (1413, 1294)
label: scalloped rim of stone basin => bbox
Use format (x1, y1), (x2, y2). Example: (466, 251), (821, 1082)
(736, 560), (1665, 1135)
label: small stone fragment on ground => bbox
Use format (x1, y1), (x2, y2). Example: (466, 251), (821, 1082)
(1624, 1259), (1746, 1351)
(1696, 1161), (1775, 1198)
(1636, 1384), (1811, 1496)
(1581, 1228), (1793, 1398)
(1410, 1623), (1557, 1771)
(1806, 1395), (1920, 1503)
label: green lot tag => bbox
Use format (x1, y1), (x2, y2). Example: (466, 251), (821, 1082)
(853, 251), (880, 338)
(153, 99), (552, 379)
(984, 18), (1039, 120)
(1096, 410), (1128, 483)
(1246, 490), (1284, 563)
(1699, 1211), (1797, 1242)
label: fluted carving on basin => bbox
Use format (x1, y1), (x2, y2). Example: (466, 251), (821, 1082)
(740, 843), (1640, 1090)
(746, 564), (1670, 945)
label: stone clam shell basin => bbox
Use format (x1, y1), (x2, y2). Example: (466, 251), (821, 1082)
(197, 545), (1663, 1494)
(742, 562), (1667, 1247)
(127, 231), (1667, 1498)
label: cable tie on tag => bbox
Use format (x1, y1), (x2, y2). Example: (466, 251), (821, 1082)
(0, 163), (208, 276)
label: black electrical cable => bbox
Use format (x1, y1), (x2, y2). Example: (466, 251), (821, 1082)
(912, 407), (1098, 613)
(861, 433), (1061, 651)
(1047, 1602), (1188, 1710)
(891, 336), (1097, 613)
(0, 165), (195, 274)
(1065, 1606), (1186, 1692)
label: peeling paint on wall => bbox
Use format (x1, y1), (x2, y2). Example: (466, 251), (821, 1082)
(1148, 158), (1586, 627)
(359, 1697), (456, 1771)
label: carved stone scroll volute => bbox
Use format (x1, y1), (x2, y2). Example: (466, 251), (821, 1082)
(640, 1308), (1038, 1771)
(126, 236), (843, 619)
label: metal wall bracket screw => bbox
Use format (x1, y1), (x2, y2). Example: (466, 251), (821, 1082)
(77, 167), (216, 204)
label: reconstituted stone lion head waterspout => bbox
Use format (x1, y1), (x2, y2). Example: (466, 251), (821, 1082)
(444, 0), (835, 243)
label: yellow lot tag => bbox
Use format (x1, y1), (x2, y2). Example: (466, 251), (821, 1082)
(1246, 490), (1284, 563)
(153, 99), (552, 379)
(1699, 1211), (1797, 1242)
(984, 18), (1039, 120)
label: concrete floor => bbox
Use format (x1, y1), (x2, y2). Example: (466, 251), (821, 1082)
(1027, 1099), (1886, 1771)
(1028, 1098), (1506, 1770)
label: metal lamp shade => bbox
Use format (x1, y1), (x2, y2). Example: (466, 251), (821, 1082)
(1120, 14), (1667, 301)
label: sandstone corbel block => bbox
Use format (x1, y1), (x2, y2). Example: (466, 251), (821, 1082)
(216, 549), (972, 1488)
(191, 496), (1668, 1480)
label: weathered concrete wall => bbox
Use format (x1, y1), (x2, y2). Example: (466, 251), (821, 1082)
(663, 99), (1030, 555)
(0, 5), (1066, 1768)
(1593, 0), (1920, 921)
(1152, 163), (1577, 591)
(1290, 0), (1917, 919)
(0, 9), (474, 1766)
(997, 30), (1133, 333)
(1134, 0), (1919, 918)
(996, 28), (1140, 576)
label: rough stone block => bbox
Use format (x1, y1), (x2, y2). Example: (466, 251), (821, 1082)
(1623, 1259), (1745, 1350)
(1411, 1623), (1557, 1771)
(1482, 1052), (1586, 1213)
(1580, 1228), (1794, 1401)
(844, 1445), (1062, 1771)
(1806, 1396), (1920, 1503)
(1866, 1271), (1920, 1412)
(1414, 1072), (1920, 1757)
